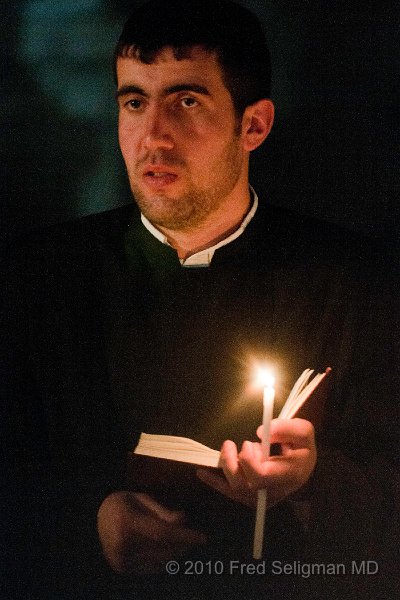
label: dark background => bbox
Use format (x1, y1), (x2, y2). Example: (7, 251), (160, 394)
(1, 0), (399, 243)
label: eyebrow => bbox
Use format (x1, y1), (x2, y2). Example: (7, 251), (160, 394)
(115, 83), (210, 100)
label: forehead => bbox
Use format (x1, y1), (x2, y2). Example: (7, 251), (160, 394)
(116, 46), (227, 92)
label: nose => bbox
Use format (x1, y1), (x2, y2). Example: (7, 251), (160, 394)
(143, 104), (174, 151)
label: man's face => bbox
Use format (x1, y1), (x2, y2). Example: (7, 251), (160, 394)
(116, 47), (249, 231)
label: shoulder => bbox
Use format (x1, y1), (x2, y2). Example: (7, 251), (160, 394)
(2, 204), (137, 277)
(256, 201), (391, 280)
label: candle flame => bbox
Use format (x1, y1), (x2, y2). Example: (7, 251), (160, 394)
(254, 367), (275, 389)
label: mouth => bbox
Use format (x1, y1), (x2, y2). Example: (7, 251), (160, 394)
(142, 166), (179, 188)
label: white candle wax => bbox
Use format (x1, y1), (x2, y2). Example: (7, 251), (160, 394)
(253, 379), (275, 560)
(261, 385), (275, 458)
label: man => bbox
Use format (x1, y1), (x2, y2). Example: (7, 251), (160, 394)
(1, 1), (398, 599)
(99, 0), (317, 575)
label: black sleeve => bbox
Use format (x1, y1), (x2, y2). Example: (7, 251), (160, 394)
(303, 251), (400, 598)
(0, 241), (124, 600)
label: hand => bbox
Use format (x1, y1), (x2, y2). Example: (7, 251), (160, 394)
(97, 491), (207, 575)
(197, 418), (317, 509)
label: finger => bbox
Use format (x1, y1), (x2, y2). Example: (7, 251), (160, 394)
(98, 492), (207, 577)
(219, 440), (249, 490)
(197, 468), (233, 496)
(238, 442), (313, 486)
(238, 441), (279, 489)
(125, 493), (207, 545)
(257, 418), (315, 449)
(196, 468), (256, 508)
(132, 493), (185, 524)
(219, 440), (239, 472)
(132, 509), (207, 546)
(252, 449), (315, 488)
(238, 442), (268, 487)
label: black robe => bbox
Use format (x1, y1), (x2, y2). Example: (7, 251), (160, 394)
(1, 201), (398, 599)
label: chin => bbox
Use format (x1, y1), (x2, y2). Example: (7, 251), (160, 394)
(134, 190), (185, 223)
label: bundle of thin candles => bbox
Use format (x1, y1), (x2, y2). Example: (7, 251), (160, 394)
(279, 367), (332, 420)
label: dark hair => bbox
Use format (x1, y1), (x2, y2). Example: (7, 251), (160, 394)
(114, 0), (271, 117)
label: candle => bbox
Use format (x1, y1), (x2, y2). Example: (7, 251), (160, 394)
(261, 380), (275, 458)
(253, 369), (275, 560)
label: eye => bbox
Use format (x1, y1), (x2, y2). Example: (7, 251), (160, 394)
(125, 98), (143, 110)
(180, 96), (198, 108)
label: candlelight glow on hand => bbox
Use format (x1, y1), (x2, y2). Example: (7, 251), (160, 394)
(253, 365), (276, 560)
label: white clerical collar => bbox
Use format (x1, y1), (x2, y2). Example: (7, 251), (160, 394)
(140, 187), (259, 267)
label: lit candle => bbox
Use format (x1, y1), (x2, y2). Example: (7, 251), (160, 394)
(253, 368), (275, 560)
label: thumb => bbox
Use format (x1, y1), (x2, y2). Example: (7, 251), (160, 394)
(130, 492), (186, 524)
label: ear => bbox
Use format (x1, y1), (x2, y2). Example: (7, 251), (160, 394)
(241, 99), (274, 152)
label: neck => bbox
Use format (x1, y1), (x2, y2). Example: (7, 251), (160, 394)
(157, 187), (252, 260)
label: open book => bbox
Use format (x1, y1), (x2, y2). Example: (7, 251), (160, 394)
(134, 367), (331, 468)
